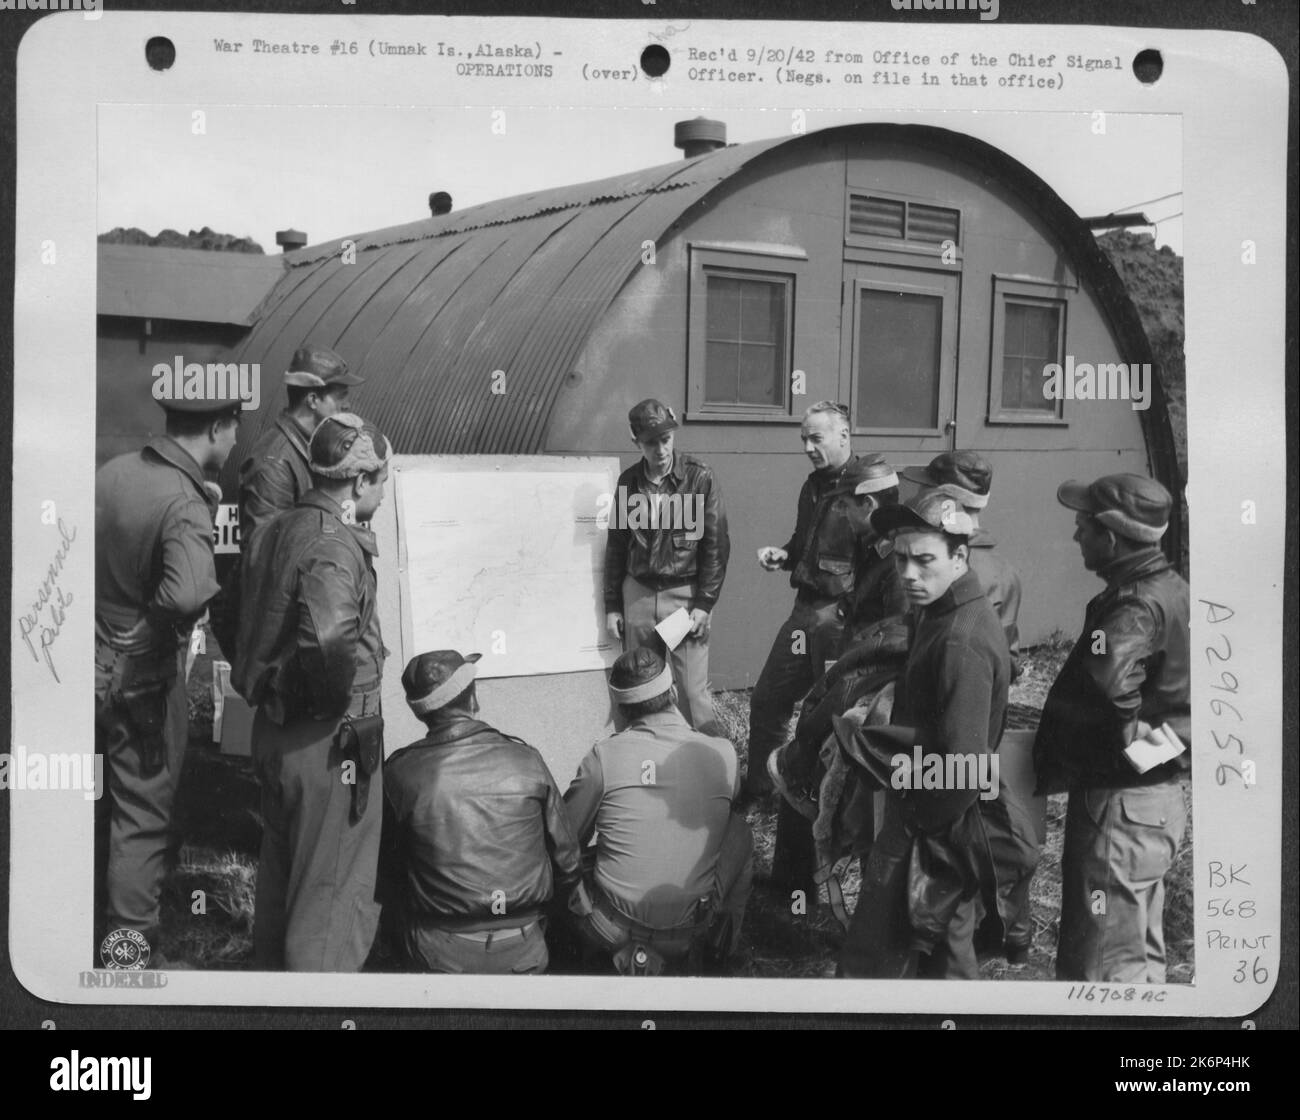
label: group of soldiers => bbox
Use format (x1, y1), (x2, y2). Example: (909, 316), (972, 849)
(94, 344), (1190, 982)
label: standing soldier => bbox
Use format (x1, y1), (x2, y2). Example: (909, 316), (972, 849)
(835, 491), (1010, 979)
(233, 413), (392, 971)
(901, 450), (1022, 678)
(95, 388), (243, 966)
(1034, 474), (1190, 983)
(750, 401), (897, 900)
(604, 398), (730, 737)
(237, 343), (362, 550)
(212, 344), (361, 659)
(749, 403), (897, 800)
(903, 450), (1031, 963)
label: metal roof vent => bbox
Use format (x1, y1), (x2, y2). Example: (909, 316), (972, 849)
(429, 191), (453, 216)
(275, 228), (307, 252)
(674, 117), (726, 160)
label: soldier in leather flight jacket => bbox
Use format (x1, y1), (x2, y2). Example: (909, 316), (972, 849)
(381, 651), (582, 974)
(1035, 474), (1190, 984)
(95, 391), (242, 964)
(750, 402), (902, 898)
(749, 404), (900, 798)
(213, 345), (362, 660)
(233, 413), (391, 972)
(603, 399), (730, 736)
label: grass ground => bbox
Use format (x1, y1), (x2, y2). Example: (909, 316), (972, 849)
(167, 630), (1194, 981)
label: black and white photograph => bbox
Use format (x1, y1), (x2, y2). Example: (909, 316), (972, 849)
(90, 99), (1196, 987)
(3, 7), (1291, 1036)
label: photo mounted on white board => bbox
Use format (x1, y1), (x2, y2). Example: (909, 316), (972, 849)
(6, 11), (1287, 1017)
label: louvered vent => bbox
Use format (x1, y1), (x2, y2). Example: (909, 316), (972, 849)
(849, 195), (905, 239)
(907, 202), (960, 244)
(848, 194), (960, 245)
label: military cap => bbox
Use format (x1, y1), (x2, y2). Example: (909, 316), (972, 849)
(608, 646), (672, 704)
(901, 450), (992, 509)
(854, 453), (900, 496)
(870, 488), (976, 539)
(403, 650), (482, 716)
(308, 413), (391, 479)
(283, 344), (365, 389)
(152, 361), (247, 417)
(1056, 473), (1171, 544)
(156, 395), (244, 419)
(628, 398), (679, 441)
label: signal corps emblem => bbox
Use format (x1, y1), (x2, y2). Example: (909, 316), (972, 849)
(99, 928), (151, 970)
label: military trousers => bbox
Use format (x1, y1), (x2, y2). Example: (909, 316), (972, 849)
(621, 576), (722, 737)
(405, 917), (549, 975)
(747, 595), (845, 797)
(94, 648), (189, 947)
(251, 705), (383, 972)
(577, 812), (755, 968)
(1056, 779), (1188, 983)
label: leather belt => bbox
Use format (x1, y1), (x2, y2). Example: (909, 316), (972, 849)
(446, 919), (539, 944)
(345, 687), (382, 718)
(594, 891), (709, 946)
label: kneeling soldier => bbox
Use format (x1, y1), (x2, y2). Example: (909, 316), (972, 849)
(233, 413), (391, 971)
(382, 650), (583, 974)
(564, 648), (753, 974)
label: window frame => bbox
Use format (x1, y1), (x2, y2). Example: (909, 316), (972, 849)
(987, 274), (1074, 426)
(686, 244), (805, 423)
(843, 266), (960, 440)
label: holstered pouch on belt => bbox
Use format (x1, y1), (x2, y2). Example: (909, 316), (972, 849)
(612, 942), (668, 977)
(96, 633), (179, 778)
(119, 682), (171, 777)
(336, 712), (383, 823)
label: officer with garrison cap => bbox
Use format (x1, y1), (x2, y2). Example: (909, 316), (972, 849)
(233, 413), (392, 971)
(1035, 473), (1190, 983)
(95, 383), (243, 965)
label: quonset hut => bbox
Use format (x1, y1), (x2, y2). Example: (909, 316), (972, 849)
(206, 120), (1182, 688)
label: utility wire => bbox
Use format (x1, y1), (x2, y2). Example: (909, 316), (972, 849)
(1111, 190), (1182, 214)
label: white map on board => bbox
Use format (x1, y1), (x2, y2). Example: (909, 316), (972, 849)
(396, 460), (620, 678)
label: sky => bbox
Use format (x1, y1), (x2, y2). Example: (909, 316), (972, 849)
(98, 105), (1182, 254)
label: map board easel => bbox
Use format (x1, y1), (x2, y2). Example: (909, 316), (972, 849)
(373, 454), (621, 788)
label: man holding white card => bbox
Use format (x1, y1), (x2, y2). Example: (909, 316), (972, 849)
(1034, 473), (1190, 984)
(603, 398), (730, 737)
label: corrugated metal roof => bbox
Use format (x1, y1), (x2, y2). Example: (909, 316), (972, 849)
(98, 243), (285, 325)
(222, 124), (1182, 564)
(228, 137), (792, 462)
(290, 146), (777, 268)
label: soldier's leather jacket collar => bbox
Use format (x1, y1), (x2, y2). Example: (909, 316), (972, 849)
(275, 409), (314, 461)
(634, 452), (687, 488)
(397, 714), (500, 754)
(806, 453), (874, 495)
(922, 567), (985, 617)
(298, 489), (379, 557)
(1098, 545), (1170, 587)
(969, 525), (997, 549)
(144, 435), (209, 499)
